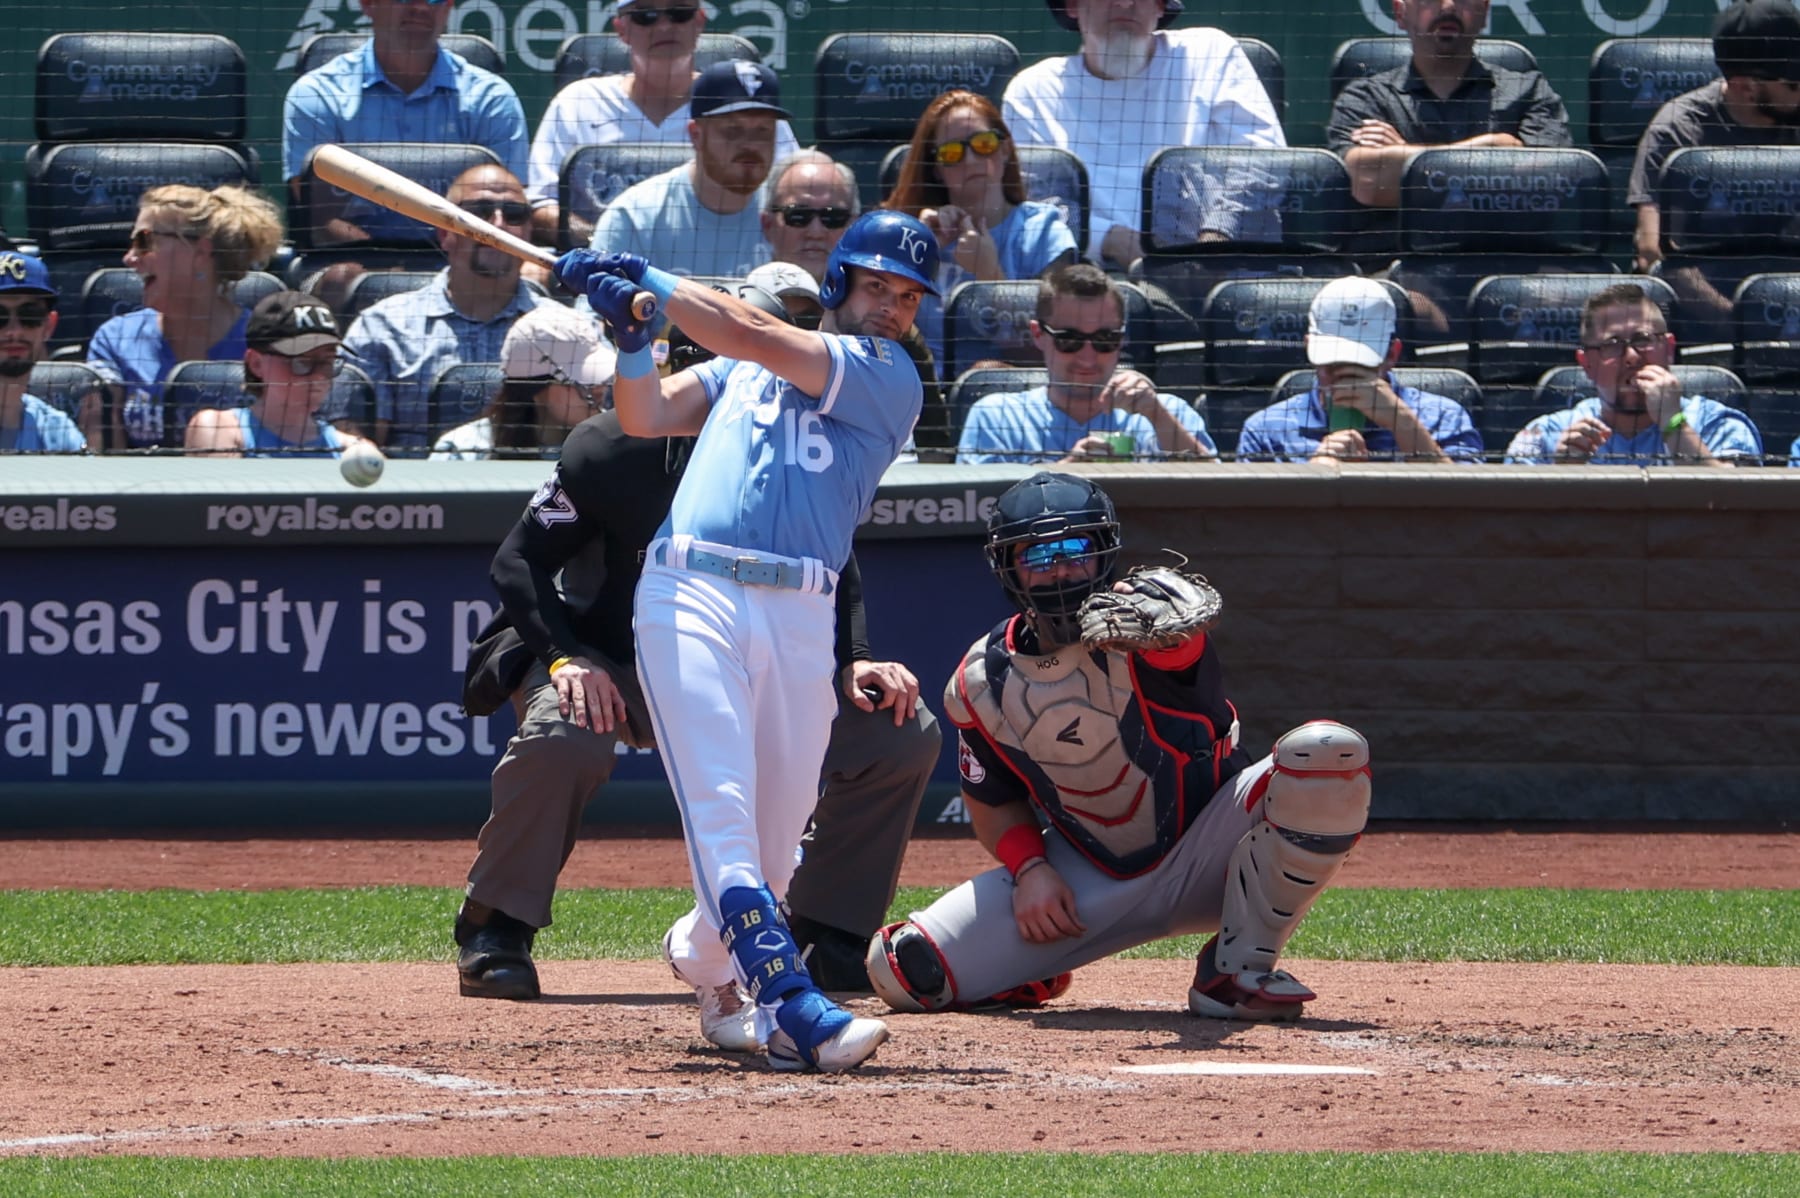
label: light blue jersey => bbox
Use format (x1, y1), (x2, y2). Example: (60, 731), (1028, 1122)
(662, 333), (922, 570)
(956, 384), (1177, 464)
(1504, 396), (1762, 464)
(589, 166), (770, 280)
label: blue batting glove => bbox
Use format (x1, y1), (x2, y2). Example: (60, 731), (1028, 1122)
(553, 248), (606, 296)
(593, 252), (649, 284)
(589, 274), (651, 353)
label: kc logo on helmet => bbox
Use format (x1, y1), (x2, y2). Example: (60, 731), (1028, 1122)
(896, 225), (928, 264)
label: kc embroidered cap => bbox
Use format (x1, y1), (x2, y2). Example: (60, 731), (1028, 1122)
(1306, 278), (1397, 369)
(246, 291), (342, 355)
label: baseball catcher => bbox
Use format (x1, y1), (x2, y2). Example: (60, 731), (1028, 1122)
(866, 471), (1371, 1020)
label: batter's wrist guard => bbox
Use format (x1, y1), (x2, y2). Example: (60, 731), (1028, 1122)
(719, 885), (810, 1006)
(639, 264), (681, 306)
(616, 344), (655, 379)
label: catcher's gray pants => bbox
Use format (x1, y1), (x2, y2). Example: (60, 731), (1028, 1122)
(466, 655), (940, 936)
(909, 756), (1275, 1005)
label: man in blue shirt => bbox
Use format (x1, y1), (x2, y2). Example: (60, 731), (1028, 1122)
(957, 264), (1216, 464)
(553, 211), (939, 1075)
(0, 253), (85, 454)
(1505, 282), (1762, 465)
(1237, 277), (1484, 463)
(283, 0), (528, 244)
(326, 165), (554, 452)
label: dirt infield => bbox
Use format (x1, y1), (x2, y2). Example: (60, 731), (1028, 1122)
(3, 826), (1797, 1158)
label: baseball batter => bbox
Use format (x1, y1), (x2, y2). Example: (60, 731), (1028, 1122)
(866, 472), (1372, 1019)
(553, 210), (940, 1073)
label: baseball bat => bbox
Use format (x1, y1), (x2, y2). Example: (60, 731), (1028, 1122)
(310, 144), (657, 322)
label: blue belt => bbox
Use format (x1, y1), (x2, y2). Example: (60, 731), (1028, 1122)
(652, 541), (834, 595)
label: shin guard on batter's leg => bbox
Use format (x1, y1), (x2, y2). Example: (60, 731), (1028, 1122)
(1193, 721), (1370, 1020)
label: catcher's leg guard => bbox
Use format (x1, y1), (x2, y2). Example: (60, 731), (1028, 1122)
(865, 921), (956, 1013)
(1214, 720), (1370, 981)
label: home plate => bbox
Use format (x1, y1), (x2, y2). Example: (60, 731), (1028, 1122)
(1115, 1062), (1377, 1077)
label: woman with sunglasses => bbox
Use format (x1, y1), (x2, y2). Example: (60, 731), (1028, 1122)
(883, 90), (1078, 364)
(84, 184), (285, 451)
(184, 292), (376, 460)
(431, 304), (617, 460)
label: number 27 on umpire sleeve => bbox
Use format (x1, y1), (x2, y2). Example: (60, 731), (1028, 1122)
(781, 410), (834, 473)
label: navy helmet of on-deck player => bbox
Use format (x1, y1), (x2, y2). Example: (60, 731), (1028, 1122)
(819, 211), (942, 310)
(985, 471), (1122, 648)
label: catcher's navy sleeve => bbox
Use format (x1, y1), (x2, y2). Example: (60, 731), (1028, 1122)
(955, 726), (1031, 809)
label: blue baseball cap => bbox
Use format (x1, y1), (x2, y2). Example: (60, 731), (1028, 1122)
(0, 252), (56, 299)
(690, 61), (790, 120)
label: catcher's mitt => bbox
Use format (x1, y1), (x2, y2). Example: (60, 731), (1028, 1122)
(1076, 566), (1222, 652)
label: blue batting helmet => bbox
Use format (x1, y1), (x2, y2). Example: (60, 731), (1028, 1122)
(819, 210), (942, 310)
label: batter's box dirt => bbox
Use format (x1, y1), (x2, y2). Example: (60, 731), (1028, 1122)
(2, 958), (1796, 1158)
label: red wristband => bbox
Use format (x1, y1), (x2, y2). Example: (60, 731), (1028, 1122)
(1139, 632), (1206, 672)
(995, 822), (1047, 878)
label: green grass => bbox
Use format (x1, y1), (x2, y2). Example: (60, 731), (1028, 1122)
(2, 885), (1796, 968)
(2, 1153), (1796, 1197)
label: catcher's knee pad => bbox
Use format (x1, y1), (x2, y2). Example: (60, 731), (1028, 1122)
(1216, 720), (1371, 977)
(865, 921), (955, 1013)
(719, 885), (809, 1006)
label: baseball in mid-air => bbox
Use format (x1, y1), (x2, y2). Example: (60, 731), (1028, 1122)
(339, 443), (385, 488)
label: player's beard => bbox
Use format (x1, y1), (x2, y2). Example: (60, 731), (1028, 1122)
(1089, 29), (1153, 79)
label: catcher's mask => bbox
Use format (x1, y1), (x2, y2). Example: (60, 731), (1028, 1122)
(985, 471), (1121, 647)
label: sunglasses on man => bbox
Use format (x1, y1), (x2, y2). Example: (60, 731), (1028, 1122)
(773, 205), (851, 230)
(1017, 535), (1095, 572)
(458, 199), (533, 226)
(0, 301), (52, 330)
(932, 129), (1006, 167)
(626, 5), (699, 24)
(1039, 325), (1125, 354)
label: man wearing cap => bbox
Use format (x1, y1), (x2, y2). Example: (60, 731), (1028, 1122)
(325, 164), (556, 453)
(958, 264), (1216, 464)
(1002, 0), (1284, 270)
(1236, 277), (1483, 463)
(745, 261), (824, 330)
(1328, 0), (1571, 212)
(185, 292), (379, 460)
(586, 61), (789, 279)
(430, 305), (617, 460)
(283, 0), (528, 246)
(1504, 282), (1761, 466)
(528, 1), (799, 248)
(0, 252), (84, 455)
(1628, 0), (1800, 331)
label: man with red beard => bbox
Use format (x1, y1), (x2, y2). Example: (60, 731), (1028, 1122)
(1504, 282), (1762, 465)
(587, 61), (786, 279)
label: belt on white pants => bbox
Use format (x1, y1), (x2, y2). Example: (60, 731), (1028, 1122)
(648, 535), (837, 596)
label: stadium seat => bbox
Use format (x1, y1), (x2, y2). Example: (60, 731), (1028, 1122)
(940, 278), (1154, 381)
(878, 144), (1090, 254)
(26, 360), (106, 421)
(1731, 272), (1800, 383)
(1327, 37), (1537, 101)
(337, 269), (441, 323)
(551, 32), (758, 93)
(1136, 147), (1356, 325)
(36, 33), (246, 144)
(1652, 146), (1800, 346)
(293, 142), (502, 249)
(944, 366), (1048, 437)
(556, 142), (695, 248)
(26, 142), (255, 253)
(162, 359), (248, 448)
(1584, 38), (1717, 261)
(1235, 38), (1285, 125)
(295, 32), (504, 77)
(333, 360), (378, 434)
(428, 361), (503, 445)
(813, 33), (1020, 208)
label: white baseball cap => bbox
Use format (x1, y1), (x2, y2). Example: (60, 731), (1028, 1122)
(1306, 277), (1397, 369)
(502, 305), (617, 387)
(745, 261), (822, 304)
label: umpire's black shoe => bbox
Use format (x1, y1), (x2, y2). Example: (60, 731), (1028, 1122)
(790, 914), (874, 994)
(454, 907), (541, 1000)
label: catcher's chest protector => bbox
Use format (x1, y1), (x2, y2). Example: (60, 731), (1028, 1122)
(947, 624), (1239, 877)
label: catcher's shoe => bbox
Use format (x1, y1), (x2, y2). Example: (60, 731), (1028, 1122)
(1186, 936), (1313, 1022)
(454, 908), (540, 1001)
(961, 971), (1074, 1012)
(768, 1017), (890, 1074)
(662, 929), (762, 1052)
(790, 914), (874, 994)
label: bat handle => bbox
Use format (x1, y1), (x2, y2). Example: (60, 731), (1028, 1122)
(631, 293), (658, 323)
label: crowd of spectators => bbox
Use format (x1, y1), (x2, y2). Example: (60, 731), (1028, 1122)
(5, 0), (1799, 465)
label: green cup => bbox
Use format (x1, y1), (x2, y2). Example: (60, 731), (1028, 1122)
(1104, 432), (1135, 457)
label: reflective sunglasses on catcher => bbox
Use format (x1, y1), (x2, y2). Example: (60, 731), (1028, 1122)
(1017, 535), (1096, 572)
(0, 301), (51, 330)
(1581, 333), (1664, 362)
(625, 5), (699, 24)
(458, 199), (533, 226)
(932, 129), (1006, 166)
(1040, 325), (1125, 354)
(773, 205), (851, 230)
